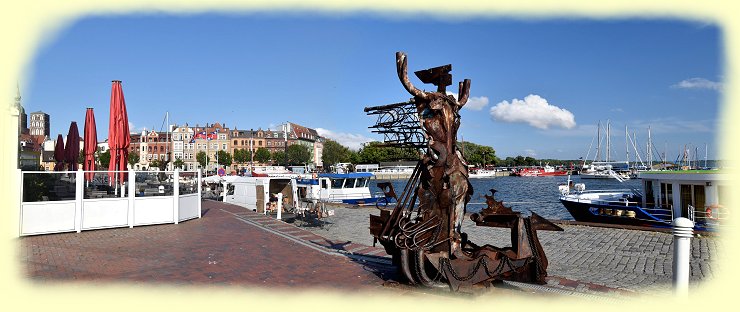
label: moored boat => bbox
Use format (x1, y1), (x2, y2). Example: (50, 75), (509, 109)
(580, 161), (631, 181)
(295, 172), (393, 206)
(558, 171), (726, 231)
(513, 164), (569, 177)
(468, 168), (497, 178)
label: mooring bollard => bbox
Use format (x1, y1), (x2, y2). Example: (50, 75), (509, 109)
(276, 193), (283, 220)
(672, 217), (694, 296)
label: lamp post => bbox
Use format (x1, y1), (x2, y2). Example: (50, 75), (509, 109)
(250, 128), (254, 173)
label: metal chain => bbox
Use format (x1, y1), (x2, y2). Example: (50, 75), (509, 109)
(440, 256), (484, 282)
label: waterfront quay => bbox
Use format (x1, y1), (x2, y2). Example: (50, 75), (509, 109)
(19, 200), (721, 297)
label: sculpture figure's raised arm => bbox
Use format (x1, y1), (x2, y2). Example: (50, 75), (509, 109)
(396, 52), (428, 101)
(457, 79), (471, 107)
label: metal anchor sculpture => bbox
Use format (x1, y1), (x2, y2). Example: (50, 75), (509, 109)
(368, 52), (563, 291)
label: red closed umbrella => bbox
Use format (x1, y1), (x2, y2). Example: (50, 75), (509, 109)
(64, 122), (80, 171)
(53, 134), (65, 171)
(108, 80), (131, 185)
(83, 108), (98, 181)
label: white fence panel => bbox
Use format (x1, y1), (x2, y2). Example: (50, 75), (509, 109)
(21, 201), (76, 235)
(178, 193), (200, 222)
(134, 196), (175, 225)
(82, 198), (129, 230)
(19, 170), (202, 236)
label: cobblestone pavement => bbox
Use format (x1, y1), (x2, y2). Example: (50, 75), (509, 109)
(302, 204), (723, 293)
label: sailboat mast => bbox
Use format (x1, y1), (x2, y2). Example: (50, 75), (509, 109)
(695, 146), (699, 169)
(606, 120), (611, 162)
(625, 125), (629, 167)
(705, 143), (708, 168)
(596, 121), (601, 162)
(663, 142), (667, 169)
(647, 127), (652, 169)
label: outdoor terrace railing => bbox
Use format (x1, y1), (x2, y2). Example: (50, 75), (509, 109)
(18, 169), (201, 236)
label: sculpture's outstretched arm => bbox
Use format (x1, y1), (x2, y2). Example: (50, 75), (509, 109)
(396, 52), (428, 101)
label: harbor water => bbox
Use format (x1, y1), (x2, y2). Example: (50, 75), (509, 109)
(370, 175), (643, 221)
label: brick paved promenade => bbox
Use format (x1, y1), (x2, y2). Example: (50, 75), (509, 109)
(18, 200), (722, 297)
(20, 201), (395, 291)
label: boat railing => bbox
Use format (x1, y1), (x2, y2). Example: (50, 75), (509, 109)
(689, 204), (726, 229)
(640, 204), (674, 221)
(326, 192), (372, 201)
(571, 188), (636, 195)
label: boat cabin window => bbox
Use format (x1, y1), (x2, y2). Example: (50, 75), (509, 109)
(331, 178), (344, 189)
(661, 183), (673, 209)
(321, 179), (328, 189)
(297, 186), (307, 199)
(226, 184), (235, 196)
(644, 180), (655, 206)
(680, 184), (692, 218)
(356, 177), (368, 188)
(693, 185), (705, 212)
(344, 178), (357, 188)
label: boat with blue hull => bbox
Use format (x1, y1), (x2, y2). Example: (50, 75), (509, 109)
(559, 171), (726, 232)
(295, 172), (393, 206)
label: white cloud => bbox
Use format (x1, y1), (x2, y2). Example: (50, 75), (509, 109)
(446, 91), (489, 110)
(524, 149), (537, 157)
(316, 128), (376, 151)
(671, 78), (722, 91)
(128, 122), (146, 134)
(489, 94), (576, 129)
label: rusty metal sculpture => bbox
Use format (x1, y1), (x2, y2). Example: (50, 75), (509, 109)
(368, 52), (563, 291)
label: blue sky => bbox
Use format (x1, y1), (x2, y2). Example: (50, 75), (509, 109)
(23, 13), (722, 160)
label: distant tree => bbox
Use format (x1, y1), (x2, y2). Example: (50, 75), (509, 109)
(348, 151), (361, 165)
(233, 148), (249, 164)
(78, 150), (85, 165)
(286, 144), (311, 165)
(524, 156), (536, 166)
(457, 141), (497, 167)
(356, 142), (388, 164)
(217, 150), (232, 167)
(501, 157), (515, 167)
(322, 140), (352, 167)
(356, 141), (416, 164)
(128, 152), (140, 168)
(271, 151), (285, 165)
(196, 151), (209, 169)
(150, 159), (161, 170)
(99, 150), (111, 168)
(173, 157), (184, 170)
(254, 147), (271, 163)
